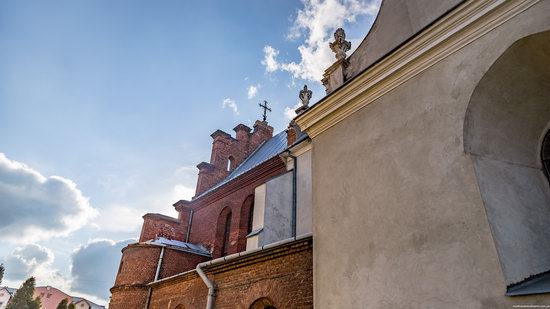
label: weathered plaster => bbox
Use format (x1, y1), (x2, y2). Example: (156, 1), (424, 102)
(311, 2), (550, 307)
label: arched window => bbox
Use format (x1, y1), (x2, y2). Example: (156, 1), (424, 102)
(221, 211), (232, 256)
(541, 130), (550, 180)
(174, 305), (186, 309)
(249, 297), (276, 309)
(238, 195), (255, 251)
(215, 206), (233, 257)
(227, 156), (235, 171)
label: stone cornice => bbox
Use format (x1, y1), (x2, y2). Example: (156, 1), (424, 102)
(295, 0), (540, 138)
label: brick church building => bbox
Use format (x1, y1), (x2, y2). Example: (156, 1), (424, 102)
(111, 0), (550, 307)
(110, 114), (314, 308)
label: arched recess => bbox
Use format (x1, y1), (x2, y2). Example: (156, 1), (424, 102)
(464, 30), (550, 294)
(249, 297), (276, 309)
(238, 194), (255, 251)
(174, 305), (186, 309)
(214, 206), (233, 257)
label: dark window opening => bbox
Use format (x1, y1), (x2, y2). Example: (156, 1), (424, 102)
(221, 211), (232, 256)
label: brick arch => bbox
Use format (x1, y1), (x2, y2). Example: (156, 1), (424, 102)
(174, 305), (186, 309)
(238, 194), (255, 251)
(214, 206), (233, 257)
(249, 297), (276, 309)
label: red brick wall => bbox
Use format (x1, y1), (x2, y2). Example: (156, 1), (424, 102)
(187, 159), (286, 258)
(196, 122), (274, 195)
(148, 238), (313, 309)
(159, 249), (209, 279)
(139, 214), (186, 242)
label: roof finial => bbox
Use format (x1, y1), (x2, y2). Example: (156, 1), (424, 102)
(329, 28), (351, 60)
(258, 100), (271, 122)
(295, 85), (312, 115)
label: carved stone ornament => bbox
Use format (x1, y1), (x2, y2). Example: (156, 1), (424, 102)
(329, 28), (351, 60)
(299, 85), (312, 107)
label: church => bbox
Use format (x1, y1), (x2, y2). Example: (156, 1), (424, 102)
(110, 0), (550, 308)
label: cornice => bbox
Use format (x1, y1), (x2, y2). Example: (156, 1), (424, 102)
(295, 0), (540, 138)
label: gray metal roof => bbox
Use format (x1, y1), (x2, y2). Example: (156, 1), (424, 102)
(194, 130), (288, 199)
(145, 237), (211, 256)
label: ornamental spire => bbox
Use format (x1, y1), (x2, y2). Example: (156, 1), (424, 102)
(329, 28), (351, 60)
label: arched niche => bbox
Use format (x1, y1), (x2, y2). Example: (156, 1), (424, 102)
(464, 30), (550, 295)
(238, 194), (255, 251)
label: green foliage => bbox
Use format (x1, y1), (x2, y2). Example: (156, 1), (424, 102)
(6, 277), (41, 309)
(56, 298), (69, 309)
(0, 264), (4, 285)
(68, 303), (76, 309)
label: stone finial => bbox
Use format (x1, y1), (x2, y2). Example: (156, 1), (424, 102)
(299, 85), (312, 107)
(329, 28), (351, 60)
(296, 85), (312, 115)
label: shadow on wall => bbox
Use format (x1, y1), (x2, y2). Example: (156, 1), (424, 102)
(464, 30), (550, 295)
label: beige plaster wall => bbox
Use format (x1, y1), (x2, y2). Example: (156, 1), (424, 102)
(311, 2), (550, 308)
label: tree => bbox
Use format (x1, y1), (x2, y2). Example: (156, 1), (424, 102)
(0, 264), (4, 285)
(6, 277), (41, 309)
(56, 298), (69, 309)
(68, 303), (76, 309)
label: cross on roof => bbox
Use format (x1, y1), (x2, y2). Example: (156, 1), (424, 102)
(259, 100), (271, 122)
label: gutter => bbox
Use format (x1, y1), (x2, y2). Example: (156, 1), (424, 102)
(144, 246), (165, 309)
(287, 152), (298, 237)
(193, 233), (313, 309)
(185, 209), (194, 243)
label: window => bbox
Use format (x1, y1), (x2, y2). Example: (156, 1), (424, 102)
(227, 156), (235, 171)
(238, 194), (255, 251)
(249, 297), (276, 309)
(221, 211), (232, 256)
(215, 206), (233, 257)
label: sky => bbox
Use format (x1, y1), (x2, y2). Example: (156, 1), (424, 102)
(0, 0), (380, 305)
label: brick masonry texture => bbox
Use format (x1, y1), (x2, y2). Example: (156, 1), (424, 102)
(110, 121), (300, 309)
(140, 213), (187, 242)
(148, 238), (313, 309)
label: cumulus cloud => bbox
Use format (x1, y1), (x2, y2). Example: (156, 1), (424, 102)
(247, 84), (260, 99)
(71, 239), (135, 301)
(94, 205), (143, 232)
(222, 98), (239, 115)
(262, 0), (380, 81)
(0, 153), (96, 242)
(2, 244), (54, 280)
(284, 102), (303, 122)
(261, 46), (280, 73)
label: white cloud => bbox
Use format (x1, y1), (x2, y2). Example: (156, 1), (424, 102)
(284, 102), (303, 122)
(247, 84), (260, 99)
(222, 98), (239, 115)
(94, 205), (143, 232)
(0, 153), (96, 242)
(261, 46), (280, 73)
(262, 0), (380, 81)
(2, 244), (54, 281)
(71, 239), (135, 301)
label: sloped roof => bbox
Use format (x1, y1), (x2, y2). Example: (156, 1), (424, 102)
(145, 237), (211, 256)
(194, 130), (288, 199)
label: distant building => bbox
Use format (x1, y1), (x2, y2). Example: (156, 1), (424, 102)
(0, 287), (16, 309)
(33, 286), (105, 309)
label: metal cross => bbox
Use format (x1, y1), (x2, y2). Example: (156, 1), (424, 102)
(259, 100), (271, 122)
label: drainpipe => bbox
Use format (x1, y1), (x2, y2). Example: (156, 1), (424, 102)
(145, 246), (165, 309)
(288, 152), (298, 237)
(194, 233), (312, 309)
(185, 209), (194, 243)
(196, 264), (216, 309)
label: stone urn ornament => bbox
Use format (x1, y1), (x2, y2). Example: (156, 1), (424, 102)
(329, 28), (351, 60)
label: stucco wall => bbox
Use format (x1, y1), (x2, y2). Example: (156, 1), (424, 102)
(297, 150), (313, 236)
(261, 171), (293, 246)
(311, 2), (550, 308)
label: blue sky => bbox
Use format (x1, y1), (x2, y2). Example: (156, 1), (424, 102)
(0, 0), (379, 305)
